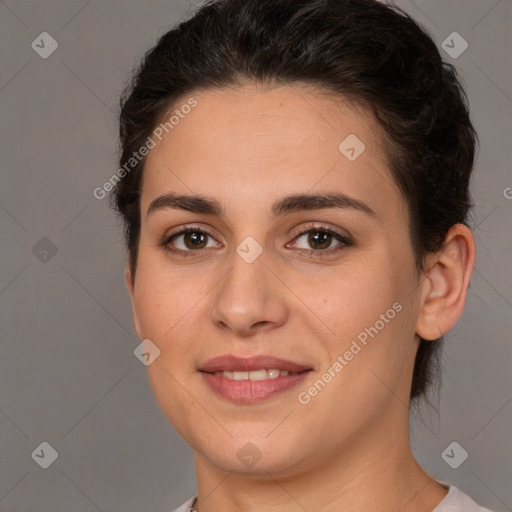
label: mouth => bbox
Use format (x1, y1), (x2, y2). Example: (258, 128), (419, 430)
(199, 355), (313, 404)
(210, 368), (302, 380)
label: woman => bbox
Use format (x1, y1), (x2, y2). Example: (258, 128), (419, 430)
(111, 0), (493, 510)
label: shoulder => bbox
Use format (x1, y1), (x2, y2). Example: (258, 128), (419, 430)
(169, 494), (198, 512)
(434, 485), (496, 512)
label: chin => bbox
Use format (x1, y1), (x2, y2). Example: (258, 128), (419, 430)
(194, 433), (309, 475)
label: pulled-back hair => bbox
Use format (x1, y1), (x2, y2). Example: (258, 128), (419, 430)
(111, 0), (477, 400)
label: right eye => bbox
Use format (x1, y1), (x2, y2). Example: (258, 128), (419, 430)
(162, 227), (223, 255)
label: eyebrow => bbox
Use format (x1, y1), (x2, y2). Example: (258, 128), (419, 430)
(147, 191), (376, 218)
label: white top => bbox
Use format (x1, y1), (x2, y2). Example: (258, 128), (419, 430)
(170, 485), (495, 512)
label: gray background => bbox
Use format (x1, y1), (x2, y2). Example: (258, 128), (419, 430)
(0, 0), (510, 511)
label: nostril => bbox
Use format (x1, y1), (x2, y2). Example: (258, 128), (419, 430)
(253, 320), (271, 328)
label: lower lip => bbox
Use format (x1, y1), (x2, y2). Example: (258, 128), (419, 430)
(201, 371), (311, 404)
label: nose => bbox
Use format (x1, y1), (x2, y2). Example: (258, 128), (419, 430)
(210, 250), (289, 337)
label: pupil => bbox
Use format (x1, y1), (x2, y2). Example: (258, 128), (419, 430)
(308, 231), (331, 250)
(185, 231), (207, 249)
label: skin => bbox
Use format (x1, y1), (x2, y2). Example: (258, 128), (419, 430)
(125, 83), (476, 512)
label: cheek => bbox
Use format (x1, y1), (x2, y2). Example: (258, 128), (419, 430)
(132, 263), (206, 433)
(296, 253), (418, 390)
(294, 258), (397, 340)
(132, 252), (207, 340)
(297, 297), (416, 439)
(132, 255), (213, 385)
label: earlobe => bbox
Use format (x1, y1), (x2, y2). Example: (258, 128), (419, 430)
(415, 224), (476, 341)
(124, 263), (142, 339)
(124, 263), (134, 296)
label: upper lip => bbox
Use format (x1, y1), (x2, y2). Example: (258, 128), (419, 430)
(199, 355), (312, 373)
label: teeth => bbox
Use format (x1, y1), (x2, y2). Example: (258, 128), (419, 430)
(247, 369), (268, 381)
(213, 369), (296, 380)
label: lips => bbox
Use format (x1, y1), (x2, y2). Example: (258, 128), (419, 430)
(199, 355), (313, 404)
(199, 355), (312, 373)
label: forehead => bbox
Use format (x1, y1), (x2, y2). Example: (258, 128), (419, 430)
(140, 84), (403, 219)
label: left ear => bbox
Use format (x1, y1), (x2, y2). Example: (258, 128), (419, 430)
(415, 223), (476, 340)
(125, 262), (143, 340)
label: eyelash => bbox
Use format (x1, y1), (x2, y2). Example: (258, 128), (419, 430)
(160, 223), (352, 258)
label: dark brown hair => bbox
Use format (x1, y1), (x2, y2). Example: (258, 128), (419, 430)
(111, 0), (477, 400)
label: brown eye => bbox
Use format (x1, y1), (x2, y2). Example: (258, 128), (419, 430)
(183, 231), (208, 249)
(307, 231), (332, 250)
(165, 228), (221, 253)
(287, 225), (352, 256)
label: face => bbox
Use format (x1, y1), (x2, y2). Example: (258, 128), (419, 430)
(127, 84), (425, 476)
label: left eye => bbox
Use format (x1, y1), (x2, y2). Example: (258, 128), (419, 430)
(291, 229), (345, 251)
